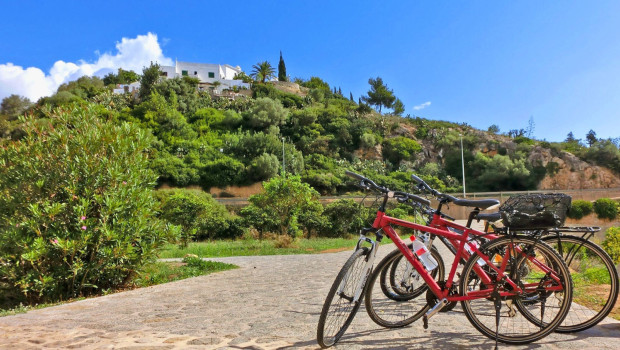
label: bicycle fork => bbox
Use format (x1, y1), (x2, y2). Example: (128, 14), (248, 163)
(337, 234), (379, 304)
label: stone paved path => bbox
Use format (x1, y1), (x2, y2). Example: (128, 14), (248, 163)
(1, 245), (619, 349)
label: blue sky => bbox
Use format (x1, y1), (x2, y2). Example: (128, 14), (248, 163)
(1, 1), (619, 142)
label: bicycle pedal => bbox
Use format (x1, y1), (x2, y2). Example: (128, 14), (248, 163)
(423, 298), (448, 330)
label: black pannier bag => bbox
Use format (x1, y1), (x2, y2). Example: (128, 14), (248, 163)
(499, 193), (572, 230)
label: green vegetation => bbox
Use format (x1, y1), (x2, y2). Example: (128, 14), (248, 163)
(158, 237), (363, 258)
(251, 61), (276, 83)
(155, 189), (244, 244)
(278, 51), (287, 82)
(567, 200), (594, 219)
(0, 257), (236, 316)
(602, 227), (620, 264)
(3, 60), (620, 310)
(132, 256), (237, 287)
(0, 104), (178, 307)
(594, 198), (619, 220)
(241, 175), (321, 238)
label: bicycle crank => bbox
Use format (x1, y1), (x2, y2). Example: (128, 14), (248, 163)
(423, 298), (448, 329)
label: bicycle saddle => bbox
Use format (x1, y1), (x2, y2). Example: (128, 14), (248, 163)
(475, 211), (501, 222)
(440, 194), (500, 210)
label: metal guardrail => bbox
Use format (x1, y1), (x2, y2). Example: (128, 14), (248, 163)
(215, 188), (620, 206)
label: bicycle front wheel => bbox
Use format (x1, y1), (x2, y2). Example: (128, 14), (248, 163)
(317, 247), (370, 348)
(364, 246), (445, 328)
(542, 235), (619, 333)
(460, 236), (573, 344)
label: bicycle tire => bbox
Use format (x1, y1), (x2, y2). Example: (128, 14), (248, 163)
(460, 236), (573, 344)
(542, 235), (619, 333)
(317, 247), (370, 348)
(364, 246), (445, 328)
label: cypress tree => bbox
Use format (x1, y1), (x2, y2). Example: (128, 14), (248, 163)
(278, 51), (287, 82)
(350, 92), (354, 101)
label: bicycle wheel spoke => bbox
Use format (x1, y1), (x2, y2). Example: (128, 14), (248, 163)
(317, 247), (370, 348)
(543, 235), (619, 332)
(364, 246), (445, 328)
(460, 236), (573, 344)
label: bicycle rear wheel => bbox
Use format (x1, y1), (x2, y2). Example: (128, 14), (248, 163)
(317, 247), (370, 348)
(364, 246), (444, 328)
(542, 235), (619, 333)
(460, 236), (573, 344)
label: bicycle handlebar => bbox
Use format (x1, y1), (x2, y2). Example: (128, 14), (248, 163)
(345, 171), (430, 207)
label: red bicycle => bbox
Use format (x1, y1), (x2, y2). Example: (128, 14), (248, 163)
(368, 175), (617, 334)
(317, 171), (573, 348)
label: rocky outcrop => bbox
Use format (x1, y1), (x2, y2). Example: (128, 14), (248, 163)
(528, 146), (620, 189)
(270, 81), (308, 96)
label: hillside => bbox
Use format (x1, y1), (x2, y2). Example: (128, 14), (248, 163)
(2, 67), (620, 196)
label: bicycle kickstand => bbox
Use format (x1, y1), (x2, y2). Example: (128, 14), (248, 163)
(492, 290), (501, 350)
(491, 275), (506, 350)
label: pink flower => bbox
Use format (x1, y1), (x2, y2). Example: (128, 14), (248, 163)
(80, 216), (86, 221)
(51, 239), (58, 244)
(81, 226), (87, 230)
(122, 181), (127, 185)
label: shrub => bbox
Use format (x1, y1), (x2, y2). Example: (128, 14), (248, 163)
(567, 200), (594, 219)
(593, 198), (619, 220)
(298, 200), (328, 238)
(602, 227), (620, 264)
(382, 136), (422, 166)
(0, 104), (177, 306)
(249, 153), (280, 181)
(155, 189), (240, 243)
(321, 199), (367, 238)
(360, 133), (377, 149)
(241, 175), (320, 238)
(200, 156), (246, 188)
(244, 97), (288, 129)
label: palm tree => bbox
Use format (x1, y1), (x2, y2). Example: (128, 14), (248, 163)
(251, 61), (275, 83)
(211, 80), (222, 92)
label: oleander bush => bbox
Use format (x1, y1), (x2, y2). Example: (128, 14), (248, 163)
(0, 104), (178, 306)
(602, 227), (620, 264)
(567, 200), (594, 219)
(593, 198), (619, 220)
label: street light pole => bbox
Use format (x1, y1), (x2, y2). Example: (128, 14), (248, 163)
(282, 137), (286, 176)
(460, 134), (466, 197)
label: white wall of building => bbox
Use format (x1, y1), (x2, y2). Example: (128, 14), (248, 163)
(157, 61), (248, 92)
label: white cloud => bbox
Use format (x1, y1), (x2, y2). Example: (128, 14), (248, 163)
(0, 32), (173, 102)
(413, 101), (431, 110)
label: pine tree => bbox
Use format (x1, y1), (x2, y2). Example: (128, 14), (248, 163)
(278, 51), (287, 82)
(362, 77), (396, 113)
(586, 130), (597, 147)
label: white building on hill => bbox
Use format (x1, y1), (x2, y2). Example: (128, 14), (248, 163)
(160, 61), (250, 92)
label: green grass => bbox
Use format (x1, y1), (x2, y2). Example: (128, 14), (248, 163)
(157, 237), (363, 259)
(0, 299), (87, 317)
(133, 257), (237, 287)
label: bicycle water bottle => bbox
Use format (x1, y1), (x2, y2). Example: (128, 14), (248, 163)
(410, 235), (438, 271)
(464, 240), (487, 266)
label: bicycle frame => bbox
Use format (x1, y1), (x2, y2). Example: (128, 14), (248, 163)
(371, 210), (565, 303)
